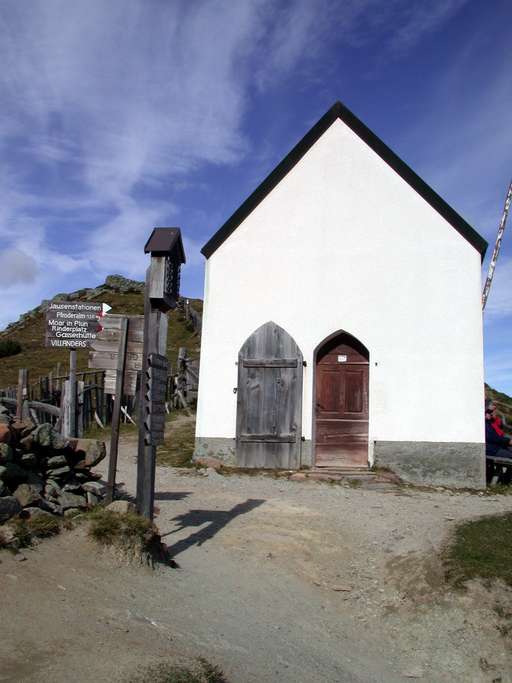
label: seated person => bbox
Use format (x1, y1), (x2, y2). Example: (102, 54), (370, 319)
(486, 400), (512, 458)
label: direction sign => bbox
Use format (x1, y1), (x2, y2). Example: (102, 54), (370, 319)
(88, 314), (144, 396)
(45, 301), (108, 348)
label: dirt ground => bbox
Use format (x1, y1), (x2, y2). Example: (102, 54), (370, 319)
(2, 419), (512, 683)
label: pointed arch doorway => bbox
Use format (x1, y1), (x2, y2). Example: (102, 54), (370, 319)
(236, 321), (303, 469)
(314, 332), (369, 468)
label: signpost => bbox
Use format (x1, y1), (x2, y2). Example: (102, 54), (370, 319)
(45, 300), (111, 438)
(90, 315), (144, 397)
(137, 228), (185, 520)
(45, 301), (110, 348)
(88, 314), (144, 501)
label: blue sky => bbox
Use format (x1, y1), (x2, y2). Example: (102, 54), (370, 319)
(0, 0), (510, 393)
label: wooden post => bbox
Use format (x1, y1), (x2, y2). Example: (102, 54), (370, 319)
(16, 368), (28, 421)
(69, 349), (77, 437)
(61, 380), (71, 437)
(105, 317), (129, 504)
(137, 272), (160, 520)
(136, 227), (184, 520)
(77, 380), (85, 437)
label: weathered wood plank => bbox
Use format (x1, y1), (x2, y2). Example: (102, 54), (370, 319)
(236, 322), (303, 469)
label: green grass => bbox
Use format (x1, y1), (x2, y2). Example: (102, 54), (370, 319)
(443, 512), (512, 588)
(0, 285), (202, 389)
(129, 659), (227, 683)
(157, 416), (196, 467)
(5, 515), (61, 548)
(88, 508), (153, 547)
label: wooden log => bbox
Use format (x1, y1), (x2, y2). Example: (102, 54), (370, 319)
(16, 368), (28, 421)
(106, 316), (129, 504)
(68, 349), (77, 437)
(77, 380), (85, 437)
(29, 401), (61, 417)
(61, 380), (71, 437)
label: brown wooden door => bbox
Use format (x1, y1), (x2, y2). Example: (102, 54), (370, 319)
(315, 334), (369, 468)
(236, 322), (303, 469)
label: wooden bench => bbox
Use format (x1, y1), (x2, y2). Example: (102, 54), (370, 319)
(486, 455), (512, 485)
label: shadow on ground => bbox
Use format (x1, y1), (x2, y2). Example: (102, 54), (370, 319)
(163, 499), (266, 558)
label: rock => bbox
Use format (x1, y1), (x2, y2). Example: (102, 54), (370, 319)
(49, 466), (71, 479)
(68, 438), (106, 468)
(58, 492), (87, 511)
(86, 492), (100, 506)
(46, 455), (68, 469)
(40, 500), (61, 515)
(62, 481), (83, 493)
(23, 507), (55, 520)
(402, 668), (424, 678)
(0, 496), (22, 523)
(44, 479), (61, 499)
(0, 443), (14, 464)
(105, 500), (135, 514)
(32, 424), (53, 448)
(0, 424), (11, 444)
(1, 462), (28, 485)
(19, 433), (34, 452)
(0, 480), (9, 496)
(26, 473), (44, 493)
(51, 432), (69, 451)
(331, 585), (352, 592)
(0, 523), (16, 545)
(13, 484), (42, 508)
(205, 467), (223, 479)
(105, 274), (144, 292)
(74, 472), (90, 482)
(20, 453), (38, 469)
(82, 481), (106, 496)
(63, 508), (82, 518)
(0, 414), (10, 425)
(289, 472), (307, 481)
(195, 456), (223, 470)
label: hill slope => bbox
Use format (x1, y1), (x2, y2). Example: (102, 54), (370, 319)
(0, 275), (202, 389)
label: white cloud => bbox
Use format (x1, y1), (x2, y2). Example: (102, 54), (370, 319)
(483, 257), (512, 319)
(0, 249), (38, 287)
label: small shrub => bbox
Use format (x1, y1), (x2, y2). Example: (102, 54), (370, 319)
(130, 659), (227, 683)
(0, 339), (22, 358)
(88, 509), (153, 548)
(8, 515), (61, 547)
(27, 515), (61, 538)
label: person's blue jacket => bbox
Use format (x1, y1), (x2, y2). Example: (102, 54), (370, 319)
(486, 419), (511, 457)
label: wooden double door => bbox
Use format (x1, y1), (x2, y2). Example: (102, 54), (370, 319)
(315, 333), (369, 468)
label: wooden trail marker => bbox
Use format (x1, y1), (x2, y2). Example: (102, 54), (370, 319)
(136, 227), (185, 520)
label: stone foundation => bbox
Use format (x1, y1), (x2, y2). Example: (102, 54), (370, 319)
(194, 437), (236, 466)
(373, 441), (485, 488)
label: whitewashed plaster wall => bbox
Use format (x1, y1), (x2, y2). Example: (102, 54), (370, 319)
(196, 119), (485, 457)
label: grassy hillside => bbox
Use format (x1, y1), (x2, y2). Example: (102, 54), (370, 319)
(0, 277), (202, 389)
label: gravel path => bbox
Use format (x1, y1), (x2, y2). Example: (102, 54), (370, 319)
(2, 427), (512, 682)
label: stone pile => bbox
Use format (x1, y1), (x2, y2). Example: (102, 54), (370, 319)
(0, 404), (106, 525)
